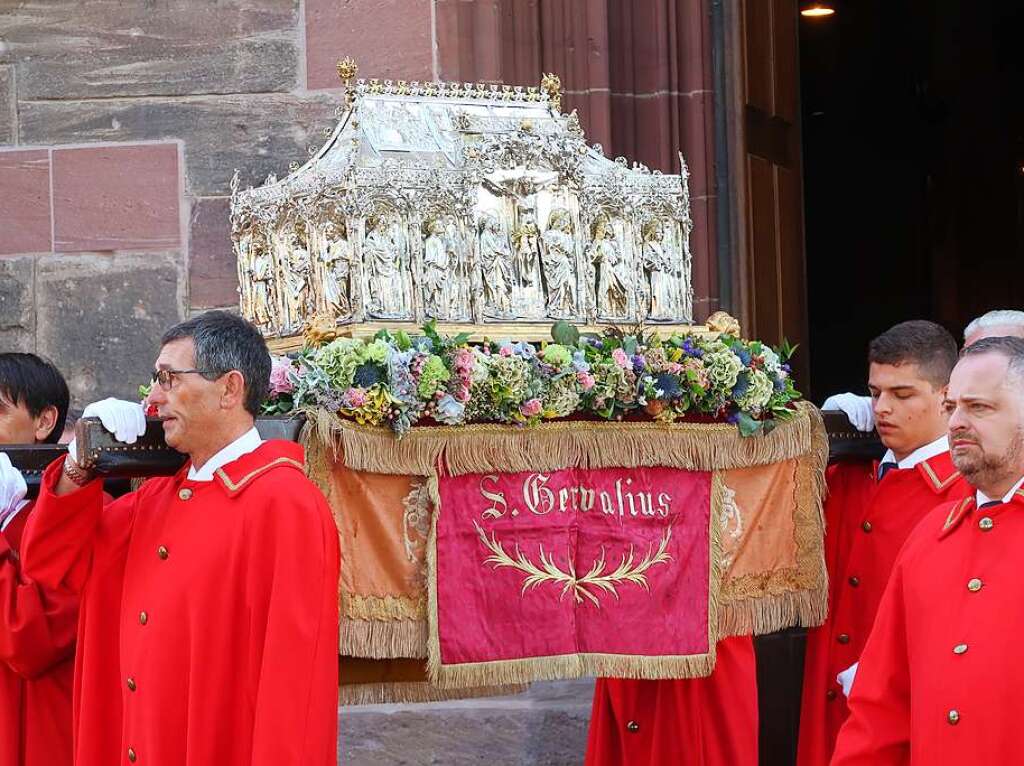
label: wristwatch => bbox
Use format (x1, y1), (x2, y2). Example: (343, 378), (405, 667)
(62, 455), (95, 487)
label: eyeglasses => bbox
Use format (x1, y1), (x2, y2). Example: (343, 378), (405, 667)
(150, 369), (223, 391)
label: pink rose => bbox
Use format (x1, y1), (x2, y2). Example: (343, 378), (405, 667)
(611, 348), (630, 369)
(345, 388), (367, 408)
(269, 356), (296, 395)
(499, 346), (513, 357)
(520, 398), (542, 417)
(577, 371), (596, 391)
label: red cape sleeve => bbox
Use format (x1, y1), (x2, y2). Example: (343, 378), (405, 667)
(21, 456), (133, 593)
(0, 530), (77, 679)
(830, 554), (912, 765)
(243, 480), (340, 766)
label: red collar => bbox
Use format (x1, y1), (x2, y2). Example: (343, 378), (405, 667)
(175, 441), (306, 497)
(916, 451), (962, 494)
(939, 488), (1024, 538)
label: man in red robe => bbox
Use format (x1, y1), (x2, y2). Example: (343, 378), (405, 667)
(21, 311), (340, 766)
(0, 352), (76, 766)
(585, 636), (758, 766)
(797, 320), (969, 765)
(831, 335), (1024, 764)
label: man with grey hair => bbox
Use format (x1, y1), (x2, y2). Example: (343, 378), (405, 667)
(11, 310), (340, 766)
(823, 309), (1024, 431)
(831, 336), (1024, 764)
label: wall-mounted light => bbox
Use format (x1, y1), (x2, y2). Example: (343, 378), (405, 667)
(801, 4), (836, 18)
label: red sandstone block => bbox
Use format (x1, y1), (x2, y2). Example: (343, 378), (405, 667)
(188, 196), (238, 309)
(52, 142), (181, 252)
(0, 149), (52, 255)
(306, 0), (433, 90)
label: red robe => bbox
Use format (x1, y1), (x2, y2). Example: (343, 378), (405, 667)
(0, 501), (76, 766)
(831, 489), (1024, 764)
(585, 636), (758, 766)
(22, 441), (340, 766)
(797, 453), (968, 765)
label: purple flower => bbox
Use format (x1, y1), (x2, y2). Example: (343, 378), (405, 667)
(682, 339), (704, 358)
(632, 355), (646, 374)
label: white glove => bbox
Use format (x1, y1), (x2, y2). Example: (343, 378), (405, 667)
(82, 398), (147, 444)
(0, 453), (27, 519)
(822, 393), (875, 432)
(837, 661), (859, 697)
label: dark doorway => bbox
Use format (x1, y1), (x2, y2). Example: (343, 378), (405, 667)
(800, 0), (1024, 399)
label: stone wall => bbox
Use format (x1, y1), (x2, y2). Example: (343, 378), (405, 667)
(0, 0), (719, 407)
(0, 3), (718, 762)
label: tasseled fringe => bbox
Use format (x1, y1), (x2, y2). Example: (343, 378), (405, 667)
(718, 586), (828, 637)
(340, 619), (428, 659)
(306, 402), (820, 477)
(339, 681), (528, 706)
(426, 651), (718, 690)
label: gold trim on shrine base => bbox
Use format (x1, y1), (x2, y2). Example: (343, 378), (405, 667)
(304, 400), (818, 478)
(270, 321), (717, 353)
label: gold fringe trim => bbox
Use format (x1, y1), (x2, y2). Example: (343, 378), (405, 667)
(424, 469), (724, 687)
(339, 681), (528, 706)
(426, 652), (716, 690)
(319, 402), (818, 477)
(340, 619), (427, 659)
(342, 594), (427, 622)
(718, 588), (828, 638)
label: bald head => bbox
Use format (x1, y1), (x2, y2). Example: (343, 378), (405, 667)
(963, 310), (1024, 347)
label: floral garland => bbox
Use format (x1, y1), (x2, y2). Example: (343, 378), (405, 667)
(262, 321), (801, 437)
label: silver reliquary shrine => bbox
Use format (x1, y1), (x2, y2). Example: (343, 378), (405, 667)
(230, 62), (696, 343)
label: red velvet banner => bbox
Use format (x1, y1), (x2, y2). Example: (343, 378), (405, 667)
(431, 466), (719, 684)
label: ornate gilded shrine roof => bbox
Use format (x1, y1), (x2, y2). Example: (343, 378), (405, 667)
(230, 65), (696, 344)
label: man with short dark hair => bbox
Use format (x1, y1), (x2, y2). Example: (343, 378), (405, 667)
(797, 321), (970, 765)
(822, 309), (1024, 430)
(831, 336), (1024, 764)
(19, 311), (340, 766)
(0, 352), (76, 766)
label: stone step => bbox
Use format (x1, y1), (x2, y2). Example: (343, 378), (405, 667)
(339, 679), (594, 765)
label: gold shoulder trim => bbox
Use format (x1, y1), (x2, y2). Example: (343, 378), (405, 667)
(216, 457), (305, 492)
(942, 497), (973, 532)
(921, 461), (961, 492)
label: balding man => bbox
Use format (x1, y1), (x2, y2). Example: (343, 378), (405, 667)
(831, 336), (1024, 764)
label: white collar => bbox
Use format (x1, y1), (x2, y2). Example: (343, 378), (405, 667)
(880, 434), (949, 470)
(976, 475), (1024, 507)
(187, 427), (263, 482)
(0, 499), (30, 532)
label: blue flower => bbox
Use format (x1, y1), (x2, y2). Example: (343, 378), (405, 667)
(353, 362), (385, 388)
(434, 394), (466, 425)
(731, 371), (751, 400)
(682, 339), (704, 358)
(654, 373), (681, 399)
(571, 350), (590, 373)
(734, 347), (752, 365)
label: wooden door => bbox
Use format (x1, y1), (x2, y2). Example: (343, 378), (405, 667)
(737, 0), (810, 396)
